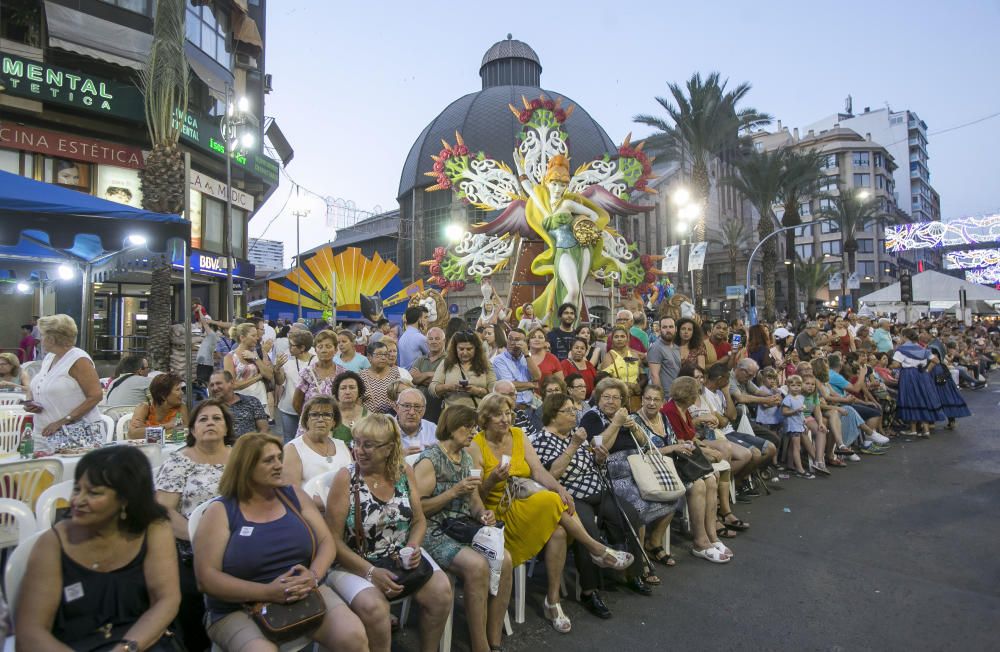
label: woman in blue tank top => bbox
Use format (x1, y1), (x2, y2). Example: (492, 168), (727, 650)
(194, 432), (366, 651)
(14, 446), (181, 651)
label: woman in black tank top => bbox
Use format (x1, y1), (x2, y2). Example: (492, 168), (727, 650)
(14, 446), (181, 652)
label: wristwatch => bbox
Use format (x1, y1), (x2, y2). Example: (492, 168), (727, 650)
(119, 641), (139, 652)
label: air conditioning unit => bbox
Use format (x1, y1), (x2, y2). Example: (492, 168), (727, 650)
(236, 53), (258, 70)
(263, 73), (273, 94)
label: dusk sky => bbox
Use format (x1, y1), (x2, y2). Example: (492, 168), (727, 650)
(250, 0), (1000, 265)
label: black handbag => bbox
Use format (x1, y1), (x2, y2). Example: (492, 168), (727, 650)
(670, 444), (715, 484)
(353, 472), (433, 598)
(245, 489), (326, 642)
(436, 515), (484, 544)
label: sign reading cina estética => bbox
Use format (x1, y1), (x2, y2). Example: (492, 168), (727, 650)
(1, 51), (144, 120)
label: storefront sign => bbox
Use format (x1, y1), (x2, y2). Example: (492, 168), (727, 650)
(0, 123), (144, 169)
(1, 51), (146, 120)
(171, 249), (255, 280)
(172, 108), (279, 186)
(97, 166), (143, 208)
(188, 169), (255, 211)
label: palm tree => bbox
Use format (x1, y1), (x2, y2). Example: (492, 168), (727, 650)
(138, 0), (189, 371)
(777, 149), (825, 318)
(709, 215), (752, 283)
(816, 187), (885, 310)
(794, 256), (836, 317)
(727, 148), (785, 322)
(634, 73), (770, 301)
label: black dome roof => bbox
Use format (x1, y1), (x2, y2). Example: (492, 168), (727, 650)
(397, 88), (616, 199)
(480, 36), (540, 68)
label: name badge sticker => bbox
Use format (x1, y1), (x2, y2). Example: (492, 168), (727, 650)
(64, 582), (85, 602)
(239, 526), (254, 537)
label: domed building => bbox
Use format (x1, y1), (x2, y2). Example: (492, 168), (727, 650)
(396, 36), (655, 322)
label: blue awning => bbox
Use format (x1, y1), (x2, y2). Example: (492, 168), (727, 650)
(0, 170), (190, 259)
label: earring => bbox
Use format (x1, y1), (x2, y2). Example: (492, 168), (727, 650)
(120, 507), (127, 521)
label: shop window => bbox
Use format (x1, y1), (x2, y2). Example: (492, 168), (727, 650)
(0, 1), (42, 46)
(202, 196), (225, 254)
(189, 189), (204, 249)
(44, 158), (92, 192)
(422, 190), (453, 249)
(231, 208), (246, 259)
(0, 150), (19, 175)
(856, 239), (874, 253)
(97, 0), (152, 15)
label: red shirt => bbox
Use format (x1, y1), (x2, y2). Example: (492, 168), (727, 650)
(560, 358), (597, 397)
(536, 352), (562, 391)
(711, 339), (732, 360)
(661, 399), (696, 441)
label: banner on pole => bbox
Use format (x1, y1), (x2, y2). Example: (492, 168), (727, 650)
(688, 242), (708, 271)
(847, 272), (861, 290)
(662, 246), (680, 273)
(829, 272), (842, 290)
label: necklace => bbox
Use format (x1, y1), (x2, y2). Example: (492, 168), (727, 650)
(311, 436), (337, 463)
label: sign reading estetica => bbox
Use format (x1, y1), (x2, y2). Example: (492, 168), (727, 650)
(0, 51), (144, 119)
(0, 122), (144, 169)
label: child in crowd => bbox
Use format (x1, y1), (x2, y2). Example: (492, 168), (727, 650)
(781, 375), (815, 479)
(754, 367), (783, 429)
(802, 376), (831, 474)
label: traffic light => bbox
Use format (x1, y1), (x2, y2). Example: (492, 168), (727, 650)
(900, 271), (913, 303)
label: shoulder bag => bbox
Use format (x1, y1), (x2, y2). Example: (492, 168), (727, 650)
(353, 470), (433, 598)
(245, 488), (327, 643)
(625, 427), (685, 502)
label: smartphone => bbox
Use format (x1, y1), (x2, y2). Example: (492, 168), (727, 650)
(731, 333), (743, 349)
(459, 379), (469, 388)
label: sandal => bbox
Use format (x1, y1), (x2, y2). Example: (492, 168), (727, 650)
(690, 546), (730, 564)
(712, 541), (734, 557)
(543, 597), (572, 633)
(645, 546), (676, 567)
(591, 547), (634, 570)
(716, 523), (739, 539)
(720, 512), (750, 531)
(642, 570), (662, 585)
(827, 457), (847, 468)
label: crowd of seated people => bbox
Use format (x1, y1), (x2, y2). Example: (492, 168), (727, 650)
(10, 309), (997, 651)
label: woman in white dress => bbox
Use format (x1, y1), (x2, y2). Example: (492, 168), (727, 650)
(25, 314), (103, 442)
(283, 396), (352, 509)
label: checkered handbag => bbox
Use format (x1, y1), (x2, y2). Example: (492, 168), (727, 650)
(625, 429), (685, 502)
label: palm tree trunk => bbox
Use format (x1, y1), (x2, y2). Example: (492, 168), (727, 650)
(782, 202), (802, 319)
(758, 210), (776, 322)
(147, 260), (173, 371)
(692, 160), (710, 307)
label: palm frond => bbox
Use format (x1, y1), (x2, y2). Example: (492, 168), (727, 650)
(138, 0), (188, 148)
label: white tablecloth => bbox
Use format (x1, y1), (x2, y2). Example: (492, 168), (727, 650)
(0, 442), (186, 483)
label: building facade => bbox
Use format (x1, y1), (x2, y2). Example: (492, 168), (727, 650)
(248, 237), (284, 273)
(0, 0), (280, 356)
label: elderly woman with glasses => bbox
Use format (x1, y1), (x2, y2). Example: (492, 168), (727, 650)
(325, 415), (453, 652)
(283, 396), (352, 507)
(360, 341), (402, 414)
(414, 405), (513, 652)
(471, 393), (633, 634)
(430, 331), (496, 409)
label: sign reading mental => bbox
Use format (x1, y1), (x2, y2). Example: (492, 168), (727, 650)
(1, 51), (144, 120)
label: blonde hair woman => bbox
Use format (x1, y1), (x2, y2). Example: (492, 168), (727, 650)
(26, 314), (103, 437)
(0, 352), (30, 391)
(223, 322), (272, 407)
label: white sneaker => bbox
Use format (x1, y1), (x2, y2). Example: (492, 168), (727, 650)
(869, 431), (890, 445)
(848, 453), (861, 462)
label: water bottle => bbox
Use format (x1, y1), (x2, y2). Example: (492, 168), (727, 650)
(172, 413), (186, 442)
(20, 417), (34, 458)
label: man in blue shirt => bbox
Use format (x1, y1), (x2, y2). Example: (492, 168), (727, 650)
(397, 306), (429, 370)
(491, 328), (540, 408)
(872, 318), (894, 354)
(827, 354), (889, 446)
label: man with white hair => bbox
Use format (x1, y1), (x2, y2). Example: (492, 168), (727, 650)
(610, 309), (647, 356)
(394, 387), (437, 454)
(492, 379), (542, 438)
(873, 318), (893, 353)
(728, 358), (780, 465)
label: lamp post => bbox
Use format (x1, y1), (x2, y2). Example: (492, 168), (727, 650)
(291, 185), (312, 320)
(672, 188), (702, 307)
(220, 86), (255, 322)
(746, 219), (835, 325)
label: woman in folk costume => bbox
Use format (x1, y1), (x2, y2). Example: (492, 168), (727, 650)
(524, 154), (621, 324)
(892, 328), (945, 438)
(924, 335), (971, 430)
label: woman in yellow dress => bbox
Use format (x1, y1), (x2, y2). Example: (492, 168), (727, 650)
(470, 393), (633, 634)
(602, 326), (644, 409)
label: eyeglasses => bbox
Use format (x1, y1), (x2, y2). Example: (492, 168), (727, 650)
(350, 440), (393, 452)
(308, 412), (335, 419)
(397, 403), (424, 412)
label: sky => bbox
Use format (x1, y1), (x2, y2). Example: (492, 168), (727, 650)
(249, 0), (1000, 266)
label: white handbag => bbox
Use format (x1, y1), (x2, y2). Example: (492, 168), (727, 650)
(626, 430), (685, 502)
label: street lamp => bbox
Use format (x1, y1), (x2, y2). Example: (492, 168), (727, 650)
(220, 86), (256, 321)
(291, 185), (312, 320)
(672, 187), (691, 206)
(444, 223), (465, 243)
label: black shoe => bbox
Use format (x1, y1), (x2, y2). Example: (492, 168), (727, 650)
(623, 575), (653, 596)
(735, 493), (753, 504)
(581, 591), (612, 619)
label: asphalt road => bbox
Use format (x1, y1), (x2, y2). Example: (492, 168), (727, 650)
(394, 372), (1000, 651)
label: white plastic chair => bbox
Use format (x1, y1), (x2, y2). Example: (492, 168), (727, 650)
(404, 452), (422, 467)
(0, 497), (37, 548)
(100, 414), (115, 443)
(0, 410), (26, 456)
(302, 469), (338, 505)
(114, 412), (134, 441)
(34, 479), (73, 531)
(4, 529), (44, 615)
(189, 499), (314, 652)
(0, 395), (25, 408)
(0, 458), (62, 548)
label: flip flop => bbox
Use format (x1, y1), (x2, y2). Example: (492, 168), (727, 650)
(691, 546), (730, 563)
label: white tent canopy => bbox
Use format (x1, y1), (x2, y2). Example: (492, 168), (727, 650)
(859, 270), (1000, 310)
